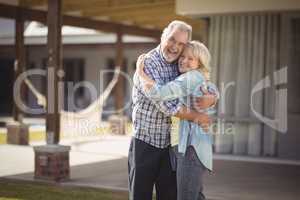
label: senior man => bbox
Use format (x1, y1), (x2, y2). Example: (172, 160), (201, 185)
(129, 20), (215, 200)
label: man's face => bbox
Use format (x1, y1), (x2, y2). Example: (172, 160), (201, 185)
(161, 29), (189, 63)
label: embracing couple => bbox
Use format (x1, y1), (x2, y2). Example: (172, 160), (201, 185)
(128, 20), (219, 200)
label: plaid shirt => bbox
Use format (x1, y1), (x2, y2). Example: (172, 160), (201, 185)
(132, 46), (182, 148)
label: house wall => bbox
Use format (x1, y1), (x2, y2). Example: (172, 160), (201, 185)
(207, 13), (300, 160)
(26, 43), (157, 118)
(0, 42), (157, 117)
(176, 0), (300, 16)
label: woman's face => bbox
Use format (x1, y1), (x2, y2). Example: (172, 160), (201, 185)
(178, 47), (200, 73)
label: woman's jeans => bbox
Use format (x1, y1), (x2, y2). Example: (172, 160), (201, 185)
(174, 145), (207, 200)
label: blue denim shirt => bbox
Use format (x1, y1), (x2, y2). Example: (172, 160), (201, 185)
(145, 69), (219, 171)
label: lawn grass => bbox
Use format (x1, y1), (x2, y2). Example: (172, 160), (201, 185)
(0, 179), (128, 200)
(0, 131), (46, 145)
(29, 131), (46, 142)
(0, 134), (5, 144)
(0, 123), (133, 145)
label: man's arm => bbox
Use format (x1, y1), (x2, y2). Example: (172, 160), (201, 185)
(145, 71), (204, 102)
(193, 95), (217, 111)
(175, 105), (212, 131)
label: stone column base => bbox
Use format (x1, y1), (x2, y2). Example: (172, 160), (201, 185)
(34, 145), (71, 182)
(6, 122), (29, 145)
(108, 115), (128, 135)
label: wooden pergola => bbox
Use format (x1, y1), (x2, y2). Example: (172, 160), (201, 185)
(0, 0), (206, 39)
(0, 0), (207, 181)
(19, 0), (206, 38)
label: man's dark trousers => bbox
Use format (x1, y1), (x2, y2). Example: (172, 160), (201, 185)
(128, 137), (177, 200)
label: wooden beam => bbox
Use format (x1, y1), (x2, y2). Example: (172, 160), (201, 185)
(110, 12), (177, 23)
(63, 15), (161, 39)
(46, 0), (62, 145)
(114, 30), (125, 114)
(133, 15), (205, 39)
(0, 3), (161, 39)
(20, 0), (105, 8)
(62, 1), (111, 12)
(106, 13), (206, 39)
(62, 0), (173, 13)
(200, 19), (209, 44)
(104, 9), (175, 23)
(0, 3), (46, 21)
(20, 0), (46, 7)
(13, 8), (26, 122)
(20, 0), (172, 12)
(82, 1), (174, 17)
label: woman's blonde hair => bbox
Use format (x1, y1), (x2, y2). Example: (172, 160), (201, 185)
(185, 40), (211, 81)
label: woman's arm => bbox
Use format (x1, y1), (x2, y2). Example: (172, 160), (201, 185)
(136, 54), (206, 102)
(147, 70), (205, 101)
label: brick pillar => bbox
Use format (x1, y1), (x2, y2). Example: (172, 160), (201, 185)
(34, 145), (71, 182)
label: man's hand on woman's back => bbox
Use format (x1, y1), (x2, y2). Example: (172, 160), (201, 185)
(175, 106), (212, 132)
(192, 86), (218, 111)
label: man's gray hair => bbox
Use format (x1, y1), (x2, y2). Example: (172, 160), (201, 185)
(161, 20), (192, 42)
